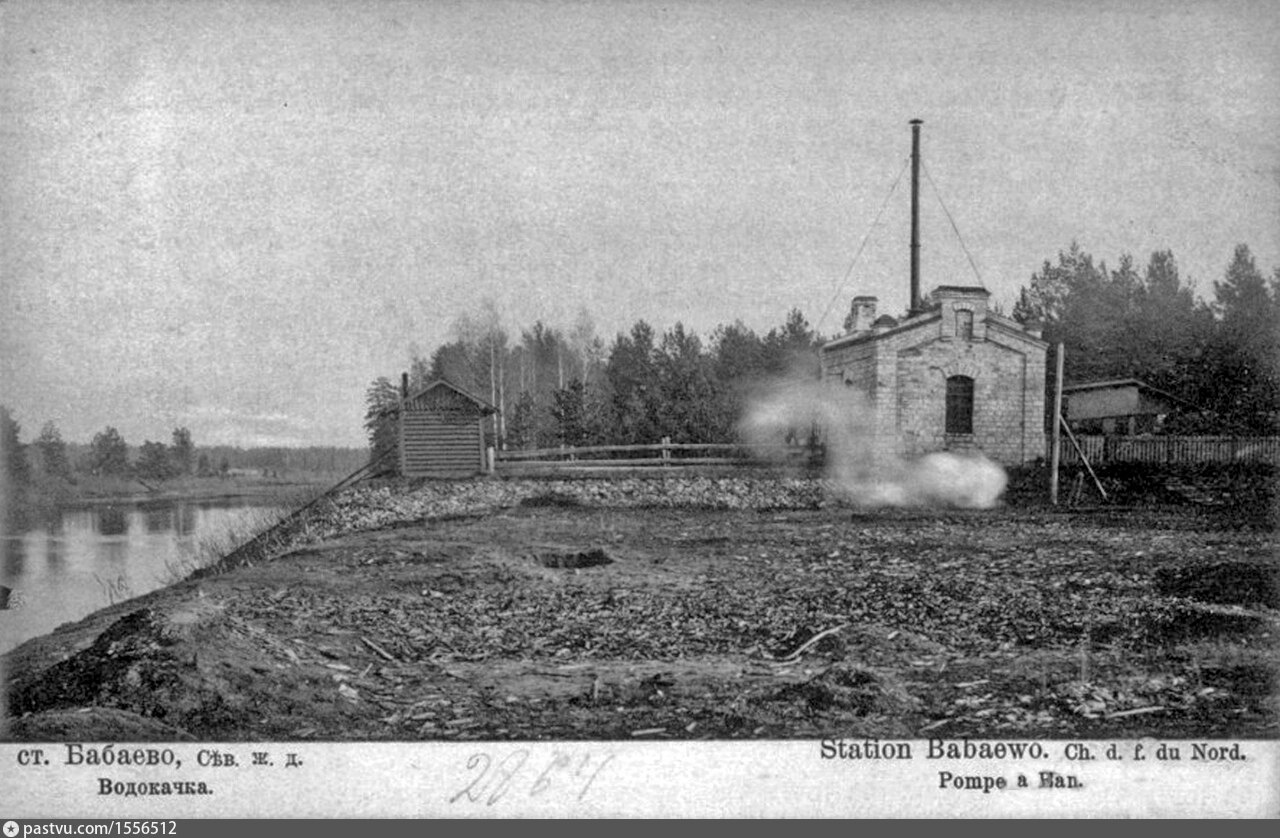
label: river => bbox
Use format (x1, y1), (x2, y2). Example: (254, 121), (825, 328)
(1, 498), (290, 656)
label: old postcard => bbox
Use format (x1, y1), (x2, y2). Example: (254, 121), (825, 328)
(2, 0), (1277, 820)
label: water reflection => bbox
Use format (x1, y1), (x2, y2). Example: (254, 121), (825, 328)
(4, 537), (25, 577)
(97, 537), (129, 565)
(175, 503), (196, 537)
(96, 507), (128, 536)
(143, 503), (172, 534)
(43, 513), (64, 536)
(44, 531), (65, 575)
(2, 498), (288, 655)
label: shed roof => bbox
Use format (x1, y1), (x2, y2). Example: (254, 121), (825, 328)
(1061, 378), (1198, 410)
(407, 379), (498, 414)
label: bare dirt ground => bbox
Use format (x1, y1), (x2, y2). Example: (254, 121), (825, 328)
(2, 480), (1277, 742)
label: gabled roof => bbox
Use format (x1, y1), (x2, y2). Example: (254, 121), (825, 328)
(822, 307), (939, 350)
(821, 306), (1045, 352)
(407, 379), (498, 414)
(377, 378), (498, 417)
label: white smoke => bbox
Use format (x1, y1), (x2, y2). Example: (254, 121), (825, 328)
(738, 377), (1008, 509)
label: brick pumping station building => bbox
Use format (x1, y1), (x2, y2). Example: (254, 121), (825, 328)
(819, 120), (1049, 466)
(821, 286), (1048, 465)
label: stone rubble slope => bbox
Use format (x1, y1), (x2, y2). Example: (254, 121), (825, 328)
(304, 476), (833, 540)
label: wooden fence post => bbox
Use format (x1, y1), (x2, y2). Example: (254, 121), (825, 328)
(1050, 343), (1064, 505)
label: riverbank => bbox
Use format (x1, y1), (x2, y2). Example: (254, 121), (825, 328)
(2, 475), (1275, 742)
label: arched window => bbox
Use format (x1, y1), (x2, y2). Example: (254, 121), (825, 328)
(946, 375), (974, 434)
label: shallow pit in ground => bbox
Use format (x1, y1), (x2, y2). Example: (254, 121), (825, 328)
(1143, 604), (1270, 644)
(519, 492), (583, 508)
(530, 547), (614, 569)
(764, 664), (923, 719)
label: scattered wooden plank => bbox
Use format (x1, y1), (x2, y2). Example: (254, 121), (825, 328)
(1105, 706), (1165, 720)
(361, 636), (399, 663)
(768, 623), (850, 663)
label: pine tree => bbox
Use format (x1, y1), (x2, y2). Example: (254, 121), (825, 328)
(35, 420), (72, 480)
(90, 426), (130, 476)
(656, 322), (723, 442)
(170, 427), (195, 476)
(605, 321), (661, 444)
(363, 377), (401, 473)
(137, 440), (175, 481)
(1204, 245), (1279, 429)
(1, 406), (30, 487)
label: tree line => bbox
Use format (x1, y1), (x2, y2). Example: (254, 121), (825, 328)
(0, 414), (367, 491)
(1014, 243), (1278, 433)
(0, 420), (204, 486)
(367, 242), (1278, 466)
(364, 305), (823, 467)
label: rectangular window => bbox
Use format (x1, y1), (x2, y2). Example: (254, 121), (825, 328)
(956, 310), (974, 340)
(945, 375), (974, 434)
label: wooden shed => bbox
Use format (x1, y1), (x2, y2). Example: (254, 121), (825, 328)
(1063, 378), (1194, 436)
(399, 378), (498, 478)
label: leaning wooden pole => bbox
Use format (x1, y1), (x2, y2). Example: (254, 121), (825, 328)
(1060, 416), (1109, 502)
(1050, 342), (1064, 505)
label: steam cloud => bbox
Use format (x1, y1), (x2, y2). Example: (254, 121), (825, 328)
(738, 377), (1008, 509)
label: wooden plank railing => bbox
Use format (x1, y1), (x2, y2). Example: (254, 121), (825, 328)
(497, 435), (1279, 473)
(495, 439), (820, 472)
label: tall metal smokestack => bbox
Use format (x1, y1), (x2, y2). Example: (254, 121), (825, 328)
(909, 118), (922, 316)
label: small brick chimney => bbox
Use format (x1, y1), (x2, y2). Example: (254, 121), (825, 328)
(847, 295), (878, 334)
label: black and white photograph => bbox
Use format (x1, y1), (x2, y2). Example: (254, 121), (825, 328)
(1, 0), (1277, 819)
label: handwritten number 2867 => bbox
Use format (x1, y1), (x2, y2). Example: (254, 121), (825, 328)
(449, 750), (614, 806)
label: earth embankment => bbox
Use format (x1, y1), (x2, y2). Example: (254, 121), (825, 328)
(3, 476), (1275, 741)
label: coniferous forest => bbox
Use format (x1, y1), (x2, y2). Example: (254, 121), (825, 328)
(363, 243), (1279, 465)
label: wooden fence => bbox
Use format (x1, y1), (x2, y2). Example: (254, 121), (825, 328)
(495, 439), (819, 473)
(1055, 435), (1280, 466)
(496, 435), (1280, 474)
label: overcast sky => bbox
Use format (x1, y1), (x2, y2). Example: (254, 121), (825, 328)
(2, 0), (1277, 448)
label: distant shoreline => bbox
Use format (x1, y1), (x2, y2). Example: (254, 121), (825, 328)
(68, 479), (331, 506)
(6, 474), (342, 525)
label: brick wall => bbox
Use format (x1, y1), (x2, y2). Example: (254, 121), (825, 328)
(821, 310), (1046, 465)
(895, 333), (1044, 463)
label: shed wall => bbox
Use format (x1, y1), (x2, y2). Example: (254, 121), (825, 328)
(401, 412), (484, 477)
(1066, 388), (1142, 421)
